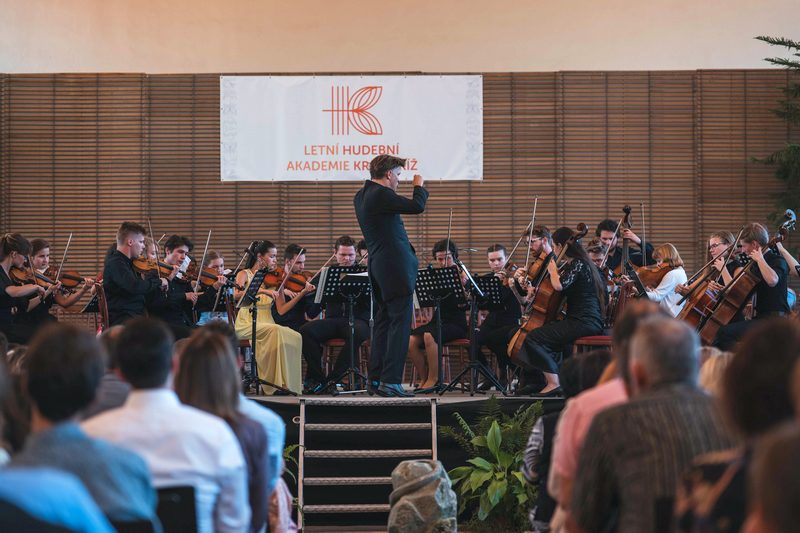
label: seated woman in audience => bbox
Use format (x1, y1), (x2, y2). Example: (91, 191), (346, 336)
(407, 239), (468, 392)
(698, 350), (733, 397)
(233, 240), (314, 394)
(174, 328), (269, 533)
(743, 423), (800, 533)
(674, 318), (800, 532)
(14, 238), (95, 333)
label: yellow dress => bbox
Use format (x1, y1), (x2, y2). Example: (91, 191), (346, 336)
(234, 270), (303, 394)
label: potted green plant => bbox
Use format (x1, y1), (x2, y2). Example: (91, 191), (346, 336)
(440, 397), (543, 532)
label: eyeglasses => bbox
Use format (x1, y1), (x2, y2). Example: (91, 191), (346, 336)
(708, 243), (724, 250)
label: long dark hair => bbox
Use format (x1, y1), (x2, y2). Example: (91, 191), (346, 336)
(552, 227), (606, 314)
(244, 240), (276, 269)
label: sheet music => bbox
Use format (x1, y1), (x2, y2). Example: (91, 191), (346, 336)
(314, 266), (330, 304)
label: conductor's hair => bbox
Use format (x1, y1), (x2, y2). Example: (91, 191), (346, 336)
(369, 155), (407, 179)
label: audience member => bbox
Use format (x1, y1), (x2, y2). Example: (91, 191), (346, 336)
(570, 317), (735, 533)
(9, 323), (157, 523)
(81, 325), (131, 419)
(675, 318), (800, 532)
(203, 320), (287, 496)
(524, 349), (610, 530)
(548, 300), (665, 531)
(742, 422), (800, 533)
(697, 350), (733, 396)
(175, 328), (268, 533)
(1, 345), (29, 453)
(0, 467), (115, 533)
(82, 317), (250, 533)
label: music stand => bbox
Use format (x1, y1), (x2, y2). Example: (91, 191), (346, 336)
(317, 266), (370, 394)
(415, 265), (466, 394)
(237, 268), (297, 396)
(81, 293), (100, 331)
(442, 265), (508, 396)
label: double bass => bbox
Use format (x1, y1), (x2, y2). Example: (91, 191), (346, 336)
(507, 223), (588, 363)
(698, 218), (795, 345)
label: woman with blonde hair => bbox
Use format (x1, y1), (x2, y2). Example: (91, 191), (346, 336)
(642, 243), (688, 317)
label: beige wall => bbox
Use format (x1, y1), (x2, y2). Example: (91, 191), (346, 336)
(1, 0), (798, 73)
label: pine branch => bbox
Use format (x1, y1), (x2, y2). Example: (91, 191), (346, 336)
(756, 36), (800, 51)
(763, 57), (800, 70)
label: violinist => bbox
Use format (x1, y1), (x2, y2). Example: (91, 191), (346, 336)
(636, 243), (687, 317)
(596, 218), (653, 271)
(407, 239), (469, 393)
(193, 250), (232, 325)
(272, 244), (320, 332)
(14, 238), (95, 332)
(299, 236), (369, 394)
(145, 235), (195, 340)
(234, 240), (313, 395)
(675, 231), (741, 297)
(103, 222), (169, 327)
(476, 244), (522, 391)
(0, 233), (51, 344)
(357, 239), (369, 266)
(515, 227), (605, 396)
(713, 222), (790, 350)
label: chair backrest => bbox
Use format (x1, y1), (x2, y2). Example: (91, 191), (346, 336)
(109, 518), (157, 533)
(156, 485), (197, 533)
(224, 293), (239, 327)
(96, 283), (110, 332)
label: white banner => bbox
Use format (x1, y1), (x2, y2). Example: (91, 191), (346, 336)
(220, 75), (482, 181)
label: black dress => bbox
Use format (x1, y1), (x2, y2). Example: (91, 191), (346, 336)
(519, 258), (604, 374)
(0, 267), (37, 344)
(411, 290), (468, 345)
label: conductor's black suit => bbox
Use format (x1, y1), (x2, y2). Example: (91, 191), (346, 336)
(354, 179), (428, 385)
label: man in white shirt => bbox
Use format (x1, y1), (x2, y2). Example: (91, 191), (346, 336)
(83, 318), (250, 533)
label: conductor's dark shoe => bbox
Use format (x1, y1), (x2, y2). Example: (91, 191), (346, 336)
(367, 380), (380, 396)
(376, 383), (414, 398)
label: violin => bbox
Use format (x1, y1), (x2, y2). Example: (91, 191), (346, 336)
(276, 267), (314, 293)
(44, 266), (94, 291)
(9, 266), (56, 289)
(634, 262), (672, 290)
(131, 257), (176, 277)
(184, 262), (244, 291)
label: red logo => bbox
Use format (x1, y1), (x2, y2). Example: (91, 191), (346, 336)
(323, 86), (383, 136)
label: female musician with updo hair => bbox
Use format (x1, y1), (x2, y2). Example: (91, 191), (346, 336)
(233, 240), (315, 394)
(515, 226), (605, 396)
(0, 233), (58, 343)
(15, 238), (95, 333)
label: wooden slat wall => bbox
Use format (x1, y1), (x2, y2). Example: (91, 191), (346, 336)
(0, 71), (795, 296)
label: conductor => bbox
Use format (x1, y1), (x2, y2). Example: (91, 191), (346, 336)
(354, 155), (428, 397)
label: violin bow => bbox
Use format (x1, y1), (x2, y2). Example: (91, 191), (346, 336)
(192, 230), (212, 308)
(598, 215), (624, 270)
(520, 196), (539, 283)
(147, 219), (165, 286)
(445, 208), (454, 266)
(277, 247), (305, 293)
(53, 232), (73, 284)
(640, 203), (647, 267)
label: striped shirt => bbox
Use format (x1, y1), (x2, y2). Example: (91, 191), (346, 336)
(571, 383), (736, 533)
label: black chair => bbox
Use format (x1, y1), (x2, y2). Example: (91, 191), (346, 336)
(109, 518), (158, 533)
(156, 486), (197, 533)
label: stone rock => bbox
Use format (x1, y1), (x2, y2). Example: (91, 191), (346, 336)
(387, 459), (457, 533)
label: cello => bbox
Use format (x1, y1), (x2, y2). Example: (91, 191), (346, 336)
(507, 223), (588, 363)
(698, 219), (795, 345)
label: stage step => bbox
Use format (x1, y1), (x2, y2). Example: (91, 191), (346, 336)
(298, 397), (437, 529)
(304, 476), (393, 486)
(304, 449), (431, 459)
(304, 504), (392, 514)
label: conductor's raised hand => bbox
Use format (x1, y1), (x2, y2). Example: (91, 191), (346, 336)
(412, 174), (424, 188)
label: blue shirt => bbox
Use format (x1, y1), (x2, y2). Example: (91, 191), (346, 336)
(238, 394), (285, 494)
(10, 422), (158, 522)
(0, 467), (114, 532)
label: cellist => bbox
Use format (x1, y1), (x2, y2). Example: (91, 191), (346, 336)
(514, 227), (605, 396)
(596, 218), (653, 271)
(713, 222), (790, 349)
(635, 243), (687, 317)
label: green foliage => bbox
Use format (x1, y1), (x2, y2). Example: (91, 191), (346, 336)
(283, 443), (302, 486)
(753, 36), (800, 240)
(440, 396), (543, 532)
